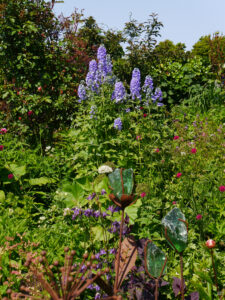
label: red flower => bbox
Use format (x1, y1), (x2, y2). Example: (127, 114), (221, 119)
(27, 111), (33, 116)
(140, 192), (146, 198)
(38, 86), (42, 92)
(8, 173), (14, 179)
(18, 117), (22, 120)
(191, 148), (197, 154)
(219, 186), (225, 192)
(143, 114), (147, 118)
(205, 239), (216, 249)
(140, 107), (144, 110)
(155, 148), (160, 153)
(176, 172), (182, 178)
(196, 214), (202, 220)
(173, 136), (179, 140)
(172, 201), (176, 205)
(0, 145), (3, 151)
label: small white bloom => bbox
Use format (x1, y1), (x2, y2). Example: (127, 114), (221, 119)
(45, 146), (51, 152)
(98, 165), (113, 174)
(63, 208), (72, 216)
(181, 152), (186, 156)
(39, 216), (46, 221)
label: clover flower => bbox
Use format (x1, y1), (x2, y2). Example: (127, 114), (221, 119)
(130, 68), (141, 100)
(114, 117), (122, 130)
(77, 83), (86, 102)
(112, 82), (126, 103)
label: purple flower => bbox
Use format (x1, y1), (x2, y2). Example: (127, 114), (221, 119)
(125, 108), (131, 113)
(99, 249), (106, 255)
(89, 59), (98, 73)
(94, 210), (101, 218)
(97, 45), (107, 61)
(78, 83), (86, 101)
(112, 82), (126, 103)
(130, 68), (141, 100)
(72, 208), (82, 220)
(95, 293), (101, 299)
(90, 106), (97, 119)
(107, 205), (115, 214)
(101, 189), (106, 195)
(83, 208), (94, 217)
(102, 211), (108, 218)
(143, 75), (153, 96)
(152, 87), (163, 103)
(86, 60), (98, 87)
(87, 193), (96, 200)
(114, 118), (122, 131)
(109, 248), (116, 254)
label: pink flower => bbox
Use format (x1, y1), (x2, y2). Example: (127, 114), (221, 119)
(136, 136), (142, 141)
(219, 186), (225, 192)
(205, 239), (216, 249)
(0, 145), (3, 151)
(140, 192), (146, 198)
(196, 214), (202, 220)
(38, 86), (42, 92)
(0, 128), (7, 134)
(27, 111), (33, 116)
(172, 201), (176, 205)
(155, 148), (160, 153)
(8, 173), (14, 179)
(191, 148), (197, 154)
(176, 172), (182, 178)
(143, 114), (147, 118)
(173, 136), (179, 140)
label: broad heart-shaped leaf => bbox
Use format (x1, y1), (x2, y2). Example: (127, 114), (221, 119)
(8, 164), (26, 179)
(108, 169), (133, 200)
(162, 208), (188, 253)
(0, 190), (5, 202)
(61, 181), (86, 207)
(125, 199), (142, 225)
(93, 175), (110, 194)
(29, 177), (56, 186)
(146, 242), (167, 278)
(114, 236), (138, 289)
(91, 225), (112, 242)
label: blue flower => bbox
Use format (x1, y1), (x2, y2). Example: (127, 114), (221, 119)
(78, 83), (86, 101)
(114, 118), (122, 131)
(143, 75), (154, 98)
(112, 82), (126, 103)
(130, 68), (141, 100)
(152, 87), (163, 103)
(97, 45), (107, 61)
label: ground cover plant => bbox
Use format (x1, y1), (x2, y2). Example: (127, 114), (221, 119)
(0, 1), (225, 299)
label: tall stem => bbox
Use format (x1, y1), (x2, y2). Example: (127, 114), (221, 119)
(114, 209), (124, 294)
(180, 253), (184, 300)
(211, 249), (219, 294)
(155, 279), (159, 300)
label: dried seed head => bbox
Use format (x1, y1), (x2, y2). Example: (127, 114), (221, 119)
(83, 253), (88, 259)
(105, 267), (110, 273)
(68, 276), (73, 282)
(41, 251), (47, 256)
(64, 247), (69, 252)
(53, 261), (59, 266)
(71, 250), (76, 256)
(91, 254), (95, 260)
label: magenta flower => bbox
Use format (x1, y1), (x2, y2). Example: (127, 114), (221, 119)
(0, 128), (7, 134)
(191, 148), (197, 154)
(173, 136), (179, 140)
(155, 148), (160, 153)
(27, 111), (33, 116)
(8, 173), (14, 179)
(172, 201), (176, 205)
(196, 214), (202, 220)
(219, 186), (225, 192)
(0, 145), (3, 151)
(140, 192), (146, 198)
(176, 172), (182, 178)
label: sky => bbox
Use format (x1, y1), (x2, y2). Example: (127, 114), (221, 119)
(53, 0), (225, 50)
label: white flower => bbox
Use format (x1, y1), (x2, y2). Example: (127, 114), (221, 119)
(181, 152), (186, 156)
(39, 216), (46, 221)
(63, 208), (72, 216)
(98, 165), (113, 174)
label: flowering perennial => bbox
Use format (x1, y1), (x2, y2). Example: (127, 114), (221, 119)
(114, 118), (122, 131)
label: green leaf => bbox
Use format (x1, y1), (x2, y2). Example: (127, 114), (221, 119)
(8, 164), (26, 179)
(0, 190), (5, 202)
(125, 199), (142, 225)
(91, 225), (112, 242)
(29, 177), (56, 186)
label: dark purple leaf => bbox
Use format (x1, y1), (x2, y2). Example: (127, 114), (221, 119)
(185, 292), (199, 300)
(172, 277), (186, 297)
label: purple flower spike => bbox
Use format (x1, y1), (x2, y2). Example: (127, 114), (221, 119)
(130, 68), (141, 100)
(101, 189), (106, 195)
(97, 45), (107, 61)
(78, 83), (86, 101)
(113, 82), (126, 103)
(114, 117), (122, 131)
